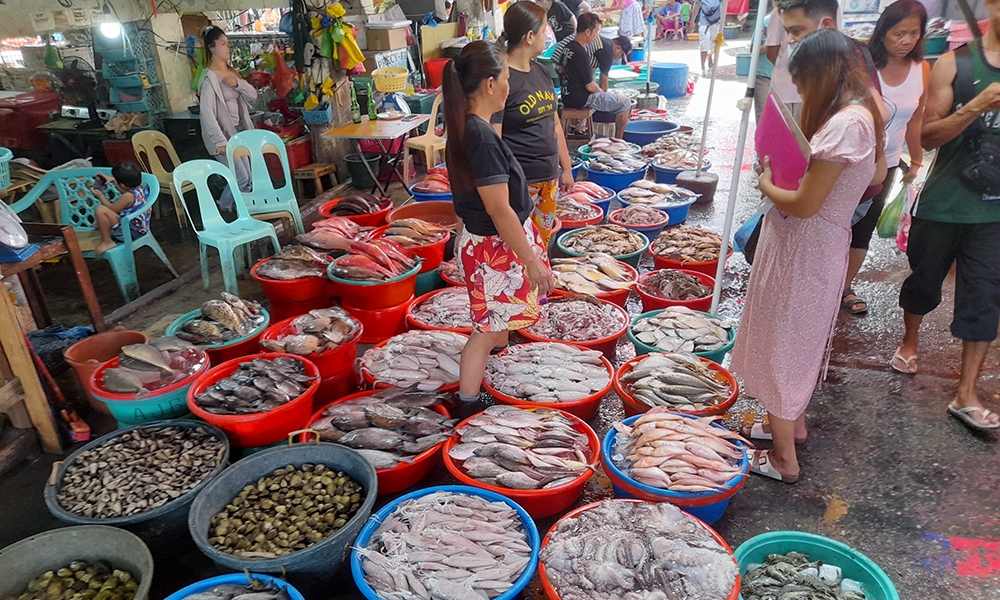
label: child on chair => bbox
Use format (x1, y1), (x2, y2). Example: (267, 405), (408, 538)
(91, 161), (151, 256)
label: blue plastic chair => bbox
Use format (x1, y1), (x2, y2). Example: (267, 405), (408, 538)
(172, 160), (280, 295)
(226, 129), (305, 236)
(9, 168), (177, 303)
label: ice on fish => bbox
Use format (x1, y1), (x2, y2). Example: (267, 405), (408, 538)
(741, 551), (867, 600)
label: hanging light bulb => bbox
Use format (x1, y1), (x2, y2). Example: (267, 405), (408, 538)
(100, 22), (121, 39)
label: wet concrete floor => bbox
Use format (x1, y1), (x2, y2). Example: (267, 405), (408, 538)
(2, 33), (998, 599)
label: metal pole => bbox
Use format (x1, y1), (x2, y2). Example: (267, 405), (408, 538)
(695, 0), (730, 177)
(709, 0), (768, 314)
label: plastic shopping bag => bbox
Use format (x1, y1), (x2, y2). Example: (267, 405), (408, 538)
(896, 184), (919, 252)
(877, 183), (908, 238)
(733, 212), (762, 253)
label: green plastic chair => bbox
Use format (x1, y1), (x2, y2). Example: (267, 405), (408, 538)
(172, 160), (280, 295)
(226, 129), (305, 236)
(9, 168), (177, 303)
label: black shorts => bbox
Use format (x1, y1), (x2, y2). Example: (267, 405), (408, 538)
(899, 217), (1000, 342)
(851, 167), (898, 251)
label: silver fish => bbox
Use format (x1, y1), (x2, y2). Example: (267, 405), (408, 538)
(485, 343), (610, 403)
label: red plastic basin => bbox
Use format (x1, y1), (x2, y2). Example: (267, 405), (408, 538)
(303, 389), (450, 495)
(386, 201), (459, 228)
(652, 248), (734, 277)
(483, 343), (613, 421)
(368, 225), (449, 273)
(519, 300), (629, 361)
(557, 208), (603, 231)
(635, 269), (715, 313)
(538, 499), (741, 600)
(359, 331), (466, 392)
(329, 261), (420, 310)
(439, 263), (464, 287)
(251, 258), (329, 304)
(613, 353), (739, 418)
(316, 366), (360, 411)
(549, 259), (638, 309)
(343, 296), (413, 344)
(405, 288), (473, 334)
(187, 352), (319, 447)
(258, 315), (362, 379)
(442, 407), (599, 518)
(318, 196), (393, 227)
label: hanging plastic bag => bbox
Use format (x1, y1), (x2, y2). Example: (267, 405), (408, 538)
(896, 184), (920, 252)
(44, 39), (63, 71)
(877, 183), (908, 238)
(272, 50), (295, 98)
(733, 212), (762, 253)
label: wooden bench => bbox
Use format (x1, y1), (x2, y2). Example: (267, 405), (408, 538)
(561, 108), (596, 145)
(293, 163), (340, 200)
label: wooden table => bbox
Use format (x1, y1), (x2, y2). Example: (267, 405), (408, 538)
(323, 116), (432, 196)
(0, 223), (106, 333)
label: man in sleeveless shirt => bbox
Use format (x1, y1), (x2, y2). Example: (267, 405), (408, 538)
(892, 0), (1000, 431)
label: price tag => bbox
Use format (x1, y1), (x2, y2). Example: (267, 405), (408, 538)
(32, 12), (56, 32)
(71, 7), (91, 26)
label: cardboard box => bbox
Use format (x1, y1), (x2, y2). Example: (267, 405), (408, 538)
(366, 27), (408, 50)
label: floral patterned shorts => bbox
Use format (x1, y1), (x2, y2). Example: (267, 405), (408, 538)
(458, 220), (550, 333)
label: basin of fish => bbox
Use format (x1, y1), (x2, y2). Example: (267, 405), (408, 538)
(650, 225), (723, 263)
(254, 245), (331, 281)
(376, 218), (452, 247)
(99, 337), (208, 395)
(556, 199), (603, 222)
(585, 153), (649, 174)
(439, 256), (465, 284)
(641, 132), (708, 157)
(525, 296), (626, 343)
(618, 181), (698, 207)
(540, 499), (739, 600)
(561, 181), (614, 205)
(259, 307), (361, 355)
(357, 489), (534, 600)
(612, 205), (669, 226)
(175, 293), (266, 346)
(192, 356), (316, 415)
(307, 386), (455, 470)
(447, 405), (595, 491)
(587, 137), (641, 155)
(632, 306), (732, 353)
(619, 352), (733, 411)
(361, 330), (467, 390)
(550, 253), (635, 296)
(742, 551), (869, 600)
(176, 580), (292, 600)
(329, 239), (419, 281)
(639, 269), (712, 300)
(297, 217), (367, 251)
(410, 287), (473, 331)
(327, 193), (390, 216)
(561, 224), (647, 256)
(485, 343), (611, 403)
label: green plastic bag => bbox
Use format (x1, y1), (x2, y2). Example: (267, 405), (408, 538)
(44, 39), (63, 71)
(877, 183), (908, 238)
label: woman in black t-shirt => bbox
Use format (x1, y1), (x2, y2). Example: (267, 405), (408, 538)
(443, 41), (555, 403)
(493, 1), (575, 247)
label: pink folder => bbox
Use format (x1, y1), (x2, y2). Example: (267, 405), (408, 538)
(755, 92), (811, 191)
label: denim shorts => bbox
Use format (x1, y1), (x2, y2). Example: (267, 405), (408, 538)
(584, 92), (631, 115)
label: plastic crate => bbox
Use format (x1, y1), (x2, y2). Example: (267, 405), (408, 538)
(0, 147), (11, 191)
(103, 61), (143, 88)
(110, 87), (149, 113)
(404, 92), (437, 114)
(303, 105), (333, 124)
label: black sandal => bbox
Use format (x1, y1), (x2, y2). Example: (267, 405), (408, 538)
(841, 289), (867, 315)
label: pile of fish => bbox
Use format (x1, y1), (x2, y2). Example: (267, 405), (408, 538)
(308, 386), (454, 469)
(641, 132), (706, 157)
(586, 153), (649, 174)
(742, 551), (868, 600)
(613, 205), (668, 226)
(561, 224), (647, 256)
(632, 306), (732, 353)
(448, 405), (593, 489)
(359, 490), (532, 599)
(619, 353), (732, 410)
(526, 296), (626, 342)
(556, 198), (603, 222)
(654, 149), (701, 169)
(361, 330), (466, 390)
(100, 337), (207, 395)
(618, 180), (698, 206)
(259, 307), (361, 355)
(409, 287), (473, 330)
(179, 581), (291, 600)
(540, 500), (739, 600)
(192, 356), (316, 415)
(176, 293), (266, 345)
(329, 239), (418, 281)
(297, 217), (365, 251)
(561, 181), (613, 205)
(550, 253), (634, 296)
(650, 225), (722, 263)
(485, 343), (610, 402)
(640, 269), (711, 300)
(378, 218), (452, 247)
(587, 137), (639, 155)
(411, 166), (450, 194)
(208, 464), (363, 558)
(438, 256), (465, 284)
(4, 561), (140, 600)
(254, 245), (331, 281)
(326, 193), (389, 216)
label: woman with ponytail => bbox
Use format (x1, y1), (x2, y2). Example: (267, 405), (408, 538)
(492, 1), (574, 246)
(444, 41), (554, 403)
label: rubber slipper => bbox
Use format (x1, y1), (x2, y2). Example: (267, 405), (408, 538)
(739, 420), (807, 443)
(889, 348), (918, 374)
(841, 289), (868, 315)
(749, 449), (798, 484)
(947, 403), (1000, 431)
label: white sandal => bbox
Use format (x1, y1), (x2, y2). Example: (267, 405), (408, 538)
(948, 403), (1000, 431)
(749, 450), (798, 484)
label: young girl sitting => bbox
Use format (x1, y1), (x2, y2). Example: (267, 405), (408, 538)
(91, 161), (151, 255)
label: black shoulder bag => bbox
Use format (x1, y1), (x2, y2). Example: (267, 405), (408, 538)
(955, 44), (1000, 197)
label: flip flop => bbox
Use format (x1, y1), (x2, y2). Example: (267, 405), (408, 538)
(841, 289), (868, 315)
(749, 450), (798, 484)
(740, 420), (807, 443)
(889, 348), (918, 374)
(947, 403), (1000, 431)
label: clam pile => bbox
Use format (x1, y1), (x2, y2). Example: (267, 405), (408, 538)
(56, 426), (226, 519)
(3, 561), (139, 600)
(208, 464), (363, 558)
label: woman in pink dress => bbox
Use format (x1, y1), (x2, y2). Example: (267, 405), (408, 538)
(731, 29), (886, 483)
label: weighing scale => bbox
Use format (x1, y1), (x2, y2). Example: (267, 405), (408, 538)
(0, 202), (39, 263)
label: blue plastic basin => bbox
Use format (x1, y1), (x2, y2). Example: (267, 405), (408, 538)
(623, 120), (679, 147)
(164, 574), (306, 600)
(652, 160), (713, 184)
(617, 194), (698, 225)
(583, 166), (648, 191)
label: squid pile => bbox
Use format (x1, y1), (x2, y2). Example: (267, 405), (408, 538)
(409, 287), (473, 330)
(639, 269), (712, 300)
(556, 198), (603, 222)
(613, 205), (668, 226)
(526, 296), (626, 342)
